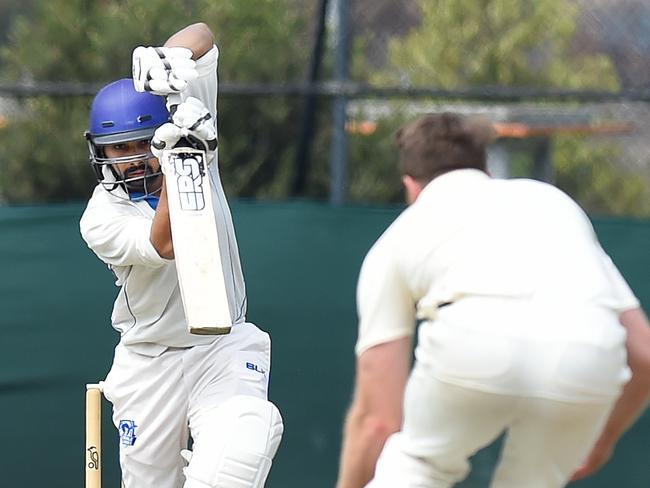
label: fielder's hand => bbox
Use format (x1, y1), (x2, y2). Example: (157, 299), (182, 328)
(132, 46), (198, 95)
(570, 440), (614, 481)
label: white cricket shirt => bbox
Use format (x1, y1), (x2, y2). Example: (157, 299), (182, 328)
(80, 46), (247, 356)
(356, 169), (639, 356)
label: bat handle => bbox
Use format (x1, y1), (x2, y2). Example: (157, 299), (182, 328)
(166, 93), (182, 117)
(163, 93), (197, 151)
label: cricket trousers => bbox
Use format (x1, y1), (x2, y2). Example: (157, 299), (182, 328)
(102, 322), (272, 488)
(366, 310), (630, 488)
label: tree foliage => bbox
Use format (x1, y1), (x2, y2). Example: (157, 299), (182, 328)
(370, 0), (618, 90)
(0, 0), (34, 69)
(346, 0), (649, 216)
(554, 136), (650, 218)
(0, 0), (647, 216)
(0, 0), (312, 202)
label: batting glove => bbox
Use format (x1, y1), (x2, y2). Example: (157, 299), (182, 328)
(150, 97), (218, 166)
(150, 123), (183, 169)
(171, 97), (218, 154)
(132, 46), (198, 95)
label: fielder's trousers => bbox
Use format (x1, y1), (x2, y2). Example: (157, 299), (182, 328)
(367, 313), (627, 488)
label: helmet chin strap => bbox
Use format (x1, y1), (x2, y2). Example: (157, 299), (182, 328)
(103, 165), (123, 193)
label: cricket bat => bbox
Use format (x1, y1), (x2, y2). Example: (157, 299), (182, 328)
(161, 147), (232, 335)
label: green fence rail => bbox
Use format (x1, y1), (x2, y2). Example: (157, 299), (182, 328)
(0, 201), (648, 487)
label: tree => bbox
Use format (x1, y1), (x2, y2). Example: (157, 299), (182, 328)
(1, 0), (647, 215)
(0, 0), (313, 202)
(0, 0), (34, 69)
(372, 0), (618, 89)
(554, 135), (650, 217)
(343, 0), (649, 216)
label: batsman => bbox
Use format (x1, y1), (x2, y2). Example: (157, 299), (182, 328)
(80, 22), (283, 487)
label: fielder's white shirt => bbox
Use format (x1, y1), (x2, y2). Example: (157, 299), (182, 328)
(356, 169), (639, 359)
(80, 46), (247, 356)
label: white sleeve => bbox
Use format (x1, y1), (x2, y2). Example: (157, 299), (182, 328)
(560, 190), (640, 313)
(355, 237), (416, 356)
(182, 45), (218, 119)
(80, 199), (168, 268)
(598, 249), (640, 313)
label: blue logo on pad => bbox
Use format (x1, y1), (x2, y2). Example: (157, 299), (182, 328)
(118, 419), (137, 447)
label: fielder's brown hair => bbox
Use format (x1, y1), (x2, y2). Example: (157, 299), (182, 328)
(395, 112), (497, 183)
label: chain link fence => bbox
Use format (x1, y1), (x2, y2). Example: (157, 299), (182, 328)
(0, 0), (649, 216)
(341, 0), (650, 215)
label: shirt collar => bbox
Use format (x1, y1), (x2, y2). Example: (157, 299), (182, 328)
(420, 169), (490, 198)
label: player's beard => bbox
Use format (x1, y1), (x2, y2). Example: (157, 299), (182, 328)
(123, 161), (162, 194)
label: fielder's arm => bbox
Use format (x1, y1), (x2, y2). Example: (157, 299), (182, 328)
(336, 337), (412, 488)
(572, 307), (650, 481)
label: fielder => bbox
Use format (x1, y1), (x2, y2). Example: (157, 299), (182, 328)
(80, 23), (283, 487)
(336, 113), (650, 488)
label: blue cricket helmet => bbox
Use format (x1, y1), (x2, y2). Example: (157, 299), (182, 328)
(85, 79), (170, 197)
(88, 78), (170, 145)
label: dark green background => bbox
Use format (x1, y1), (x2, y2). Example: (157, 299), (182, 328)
(0, 202), (648, 487)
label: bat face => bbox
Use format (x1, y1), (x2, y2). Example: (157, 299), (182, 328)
(168, 151), (206, 211)
(162, 148), (233, 335)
